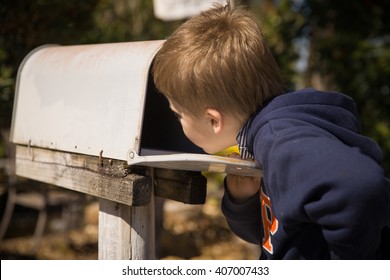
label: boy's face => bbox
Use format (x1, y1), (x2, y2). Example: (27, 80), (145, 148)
(169, 103), (240, 154)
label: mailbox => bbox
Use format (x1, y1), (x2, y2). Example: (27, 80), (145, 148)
(10, 40), (260, 177)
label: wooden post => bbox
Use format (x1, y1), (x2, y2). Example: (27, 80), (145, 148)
(98, 168), (155, 260)
(14, 145), (206, 260)
(15, 145), (156, 259)
(98, 199), (132, 259)
(130, 196), (155, 259)
(98, 199), (156, 260)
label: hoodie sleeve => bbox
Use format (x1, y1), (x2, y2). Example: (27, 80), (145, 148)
(221, 178), (263, 245)
(264, 128), (390, 259)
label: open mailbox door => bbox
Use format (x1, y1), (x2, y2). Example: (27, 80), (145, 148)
(11, 41), (261, 177)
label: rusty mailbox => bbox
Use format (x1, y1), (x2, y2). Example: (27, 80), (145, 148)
(11, 40), (260, 178)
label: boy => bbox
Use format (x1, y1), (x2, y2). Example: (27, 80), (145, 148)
(152, 3), (390, 259)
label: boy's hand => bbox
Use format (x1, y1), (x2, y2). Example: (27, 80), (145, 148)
(226, 153), (261, 203)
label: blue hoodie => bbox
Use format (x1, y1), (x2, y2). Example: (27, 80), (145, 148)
(222, 88), (390, 259)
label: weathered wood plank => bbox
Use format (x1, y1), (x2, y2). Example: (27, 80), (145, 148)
(154, 169), (207, 204)
(15, 145), (152, 206)
(98, 198), (132, 259)
(131, 197), (155, 259)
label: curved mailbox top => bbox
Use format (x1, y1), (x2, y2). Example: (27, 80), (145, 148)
(11, 41), (164, 161)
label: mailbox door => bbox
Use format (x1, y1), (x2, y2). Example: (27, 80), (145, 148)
(129, 151), (262, 177)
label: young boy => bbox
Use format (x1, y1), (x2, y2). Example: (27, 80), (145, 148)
(152, 3), (390, 259)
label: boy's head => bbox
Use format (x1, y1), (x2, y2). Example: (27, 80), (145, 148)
(152, 2), (284, 154)
(152, 2), (284, 123)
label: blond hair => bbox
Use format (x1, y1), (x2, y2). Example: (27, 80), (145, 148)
(152, 3), (284, 121)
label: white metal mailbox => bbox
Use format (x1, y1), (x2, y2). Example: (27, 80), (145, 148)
(10, 41), (261, 177)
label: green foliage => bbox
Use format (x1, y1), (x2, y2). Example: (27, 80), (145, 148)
(86, 0), (183, 43)
(251, 0), (305, 89)
(0, 61), (14, 130)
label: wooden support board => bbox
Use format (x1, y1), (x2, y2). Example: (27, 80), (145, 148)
(154, 168), (207, 204)
(15, 145), (152, 206)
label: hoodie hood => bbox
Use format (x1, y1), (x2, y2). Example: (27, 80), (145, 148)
(247, 88), (383, 165)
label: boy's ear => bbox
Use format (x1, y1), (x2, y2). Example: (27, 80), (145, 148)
(206, 108), (223, 134)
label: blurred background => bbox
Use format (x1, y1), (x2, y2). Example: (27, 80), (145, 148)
(0, 0), (389, 259)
